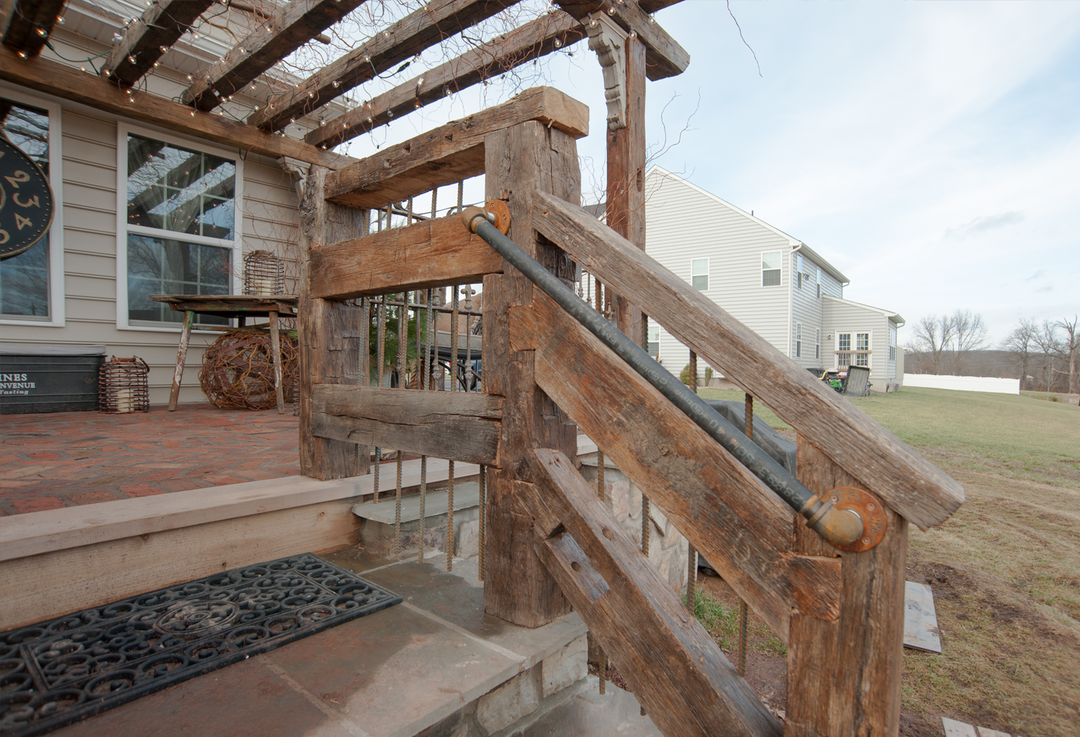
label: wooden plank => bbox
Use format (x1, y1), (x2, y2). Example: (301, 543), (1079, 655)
(104, 0), (217, 87)
(941, 718), (980, 737)
(531, 191), (964, 530)
(524, 449), (782, 737)
(298, 168), (367, 480)
(309, 215), (502, 300)
(310, 385), (502, 465)
(0, 499), (359, 631)
(247, 0), (510, 132)
(1, 0), (64, 58)
(904, 580), (942, 653)
(511, 287), (841, 641)
(324, 87), (589, 209)
(306, 11), (587, 149)
(785, 439), (908, 737)
(555, 0), (689, 80)
(481, 118), (581, 628)
(0, 46), (356, 170)
(184, 0), (368, 110)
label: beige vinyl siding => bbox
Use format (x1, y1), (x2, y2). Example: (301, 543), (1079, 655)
(645, 169), (793, 380)
(822, 296), (892, 389)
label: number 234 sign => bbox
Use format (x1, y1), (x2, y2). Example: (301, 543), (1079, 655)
(0, 135), (55, 261)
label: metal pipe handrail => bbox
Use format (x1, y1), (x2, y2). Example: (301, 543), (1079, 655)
(462, 207), (865, 549)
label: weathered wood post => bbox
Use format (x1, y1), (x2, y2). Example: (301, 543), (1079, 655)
(786, 438), (908, 735)
(482, 120), (581, 627)
(298, 166), (369, 480)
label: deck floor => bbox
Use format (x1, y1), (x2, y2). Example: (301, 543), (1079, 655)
(0, 404), (300, 516)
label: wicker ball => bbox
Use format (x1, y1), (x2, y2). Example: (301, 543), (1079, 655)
(199, 328), (298, 410)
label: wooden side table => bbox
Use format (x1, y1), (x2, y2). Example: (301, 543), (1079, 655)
(150, 295), (299, 413)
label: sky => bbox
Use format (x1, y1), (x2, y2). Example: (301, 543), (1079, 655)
(338, 0), (1080, 347)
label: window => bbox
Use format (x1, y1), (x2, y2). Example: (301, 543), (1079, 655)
(837, 332), (851, 368)
(119, 128), (241, 327)
(795, 322), (802, 358)
(816, 267), (822, 298)
(1, 92), (63, 325)
(691, 258), (709, 290)
(648, 323), (660, 358)
(856, 333), (870, 367)
(761, 251), (781, 286)
(816, 328), (821, 360)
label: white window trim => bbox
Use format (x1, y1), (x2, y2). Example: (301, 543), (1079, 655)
(690, 257), (709, 291)
(115, 122), (244, 332)
(761, 250), (782, 287)
(0, 85), (65, 328)
(795, 322), (802, 358)
(835, 330), (873, 370)
(816, 328), (821, 360)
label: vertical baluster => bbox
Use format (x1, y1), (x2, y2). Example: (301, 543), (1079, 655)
(739, 392), (753, 677)
(373, 295), (385, 502)
(686, 351), (699, 615)
(446, 284), (459, 572)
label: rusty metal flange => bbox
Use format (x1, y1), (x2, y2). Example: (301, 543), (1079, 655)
(484, 199), (512, 234)
(826, 486), (888, 552)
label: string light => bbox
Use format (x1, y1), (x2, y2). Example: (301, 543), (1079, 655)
(128, 55), (136, 64)
(36, 28), (48, 37)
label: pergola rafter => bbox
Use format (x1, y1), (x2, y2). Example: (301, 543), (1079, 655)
(1, 0), (65, 59)
(245, 0), (514, 133)
(184, 0), (370, 111)
(104, 0), (218, 87)
(554, 0), (688, 80)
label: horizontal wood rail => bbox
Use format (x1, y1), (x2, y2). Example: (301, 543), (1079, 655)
(511, 288), (841, 641)
(310, 385), (501, 466)
(323, 87), (588, 209)
(531, 191), (964, 530)
(309, 215), (502, 300)
(523, 449), (781, 737)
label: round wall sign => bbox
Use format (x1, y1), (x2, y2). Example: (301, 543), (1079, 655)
(0, 135), (55, 261)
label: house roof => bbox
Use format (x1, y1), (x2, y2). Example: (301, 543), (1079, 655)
(823, 294), (905, 326)
(645, 166), (850, 285)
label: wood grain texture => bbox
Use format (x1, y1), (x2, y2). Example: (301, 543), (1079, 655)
(1, 0), (64, 57)
(531, 190), (964, 530)
(323, 87), (589, 209)
(309, 214), (502, 299)
(298, 167), (366, 480)
(105, 0), (216, 86)
(481, 119), (581, 627)
(307, 11), (588, 149)
(248, 0), (510, 131)
(511, 287), (842, 641)
(310, 384), (502, 465)
(785, 438), (908, 737)
(0, 46), (354, 170)
(525, 449), (781, 737)
(185, 0), (368, 110)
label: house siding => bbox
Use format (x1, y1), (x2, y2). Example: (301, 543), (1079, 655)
(645, 170), (792, 380)
(822, 297), (896, 389)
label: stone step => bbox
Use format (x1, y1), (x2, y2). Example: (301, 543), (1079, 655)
(351, 482), (480, 524)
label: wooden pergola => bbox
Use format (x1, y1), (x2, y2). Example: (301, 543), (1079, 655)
(0, 3), (964, 736)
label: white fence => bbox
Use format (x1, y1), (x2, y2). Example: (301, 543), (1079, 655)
(902, 374), (1019, 395)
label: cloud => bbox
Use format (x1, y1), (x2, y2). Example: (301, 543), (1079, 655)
(944, 211), (1025, 240)
(1025, 270), (1047, 281)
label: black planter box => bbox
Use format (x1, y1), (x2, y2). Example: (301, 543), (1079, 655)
(0, 344), (107, 414)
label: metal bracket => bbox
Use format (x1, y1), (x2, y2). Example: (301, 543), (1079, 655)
(826, 486), (888, 552)
(484, 199), (512, 234)
(586, 13), (628, 131)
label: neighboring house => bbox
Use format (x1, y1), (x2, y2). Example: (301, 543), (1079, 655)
(644, 167), (904, 391)
(1, 1), (322, 406)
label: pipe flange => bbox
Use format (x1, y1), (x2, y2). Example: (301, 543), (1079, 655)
(484, 199), (512, 234)
(827, 486), (887, 552)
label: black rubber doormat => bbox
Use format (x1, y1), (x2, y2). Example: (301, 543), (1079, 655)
(0, 553), (401, 736)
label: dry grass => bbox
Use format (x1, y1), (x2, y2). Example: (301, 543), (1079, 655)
(699, 385), (1080, 735)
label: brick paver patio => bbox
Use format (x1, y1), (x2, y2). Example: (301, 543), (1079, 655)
(0, 404), (300, 516)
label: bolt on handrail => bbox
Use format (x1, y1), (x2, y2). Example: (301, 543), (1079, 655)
(462, 206), (869, 550)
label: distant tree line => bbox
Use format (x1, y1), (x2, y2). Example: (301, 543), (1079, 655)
(905, 312), (1078, 394)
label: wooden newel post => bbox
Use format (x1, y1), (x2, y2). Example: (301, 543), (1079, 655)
(482, 120), (580, 627)
(786, 438), (908, 736)
(298, 166), (369, 480)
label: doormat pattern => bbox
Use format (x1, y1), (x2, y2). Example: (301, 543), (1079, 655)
(0, 553), (401, 736)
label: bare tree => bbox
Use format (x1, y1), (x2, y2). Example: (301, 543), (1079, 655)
(1057, 315), (1079, 395)
(1001, 318), (1038, 389)
(1031, 321), (1064, 393)
(910, 314), (955, 374)
(949, 309), (988, 374)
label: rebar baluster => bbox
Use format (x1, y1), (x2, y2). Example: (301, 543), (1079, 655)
(358, 297), (371, 475)
(374, 295), (386, 502)
(394, 291), (408, 556)
(478, 465), (486, 581)
(595, 450), (607, 696)
(446, 284), (460, 572)
(737, 392), (754, 677)
(686, 351), (698, 611)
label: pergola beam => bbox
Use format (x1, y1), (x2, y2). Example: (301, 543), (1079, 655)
(0, 46), (356, 171)
(184, 0), (370, 111)
(307, 10), (586, 149)
(104, 0), (217, 87)
(247, 0), (512, 132)
(2, 0), (65, 59)
(555, 0), (688, 80)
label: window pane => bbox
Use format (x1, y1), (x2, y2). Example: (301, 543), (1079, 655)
(692, 275), (708, 290)
(839, 333), (851, 351)
(762, 269), (781, 287)
(691, 258), (708, 274)
(1, 98), (51, 318)
(762, 251), (781, 270)
(127, 235), (231, 325)
(126, 133), (236, 241)
(857, 333), (870, 350)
